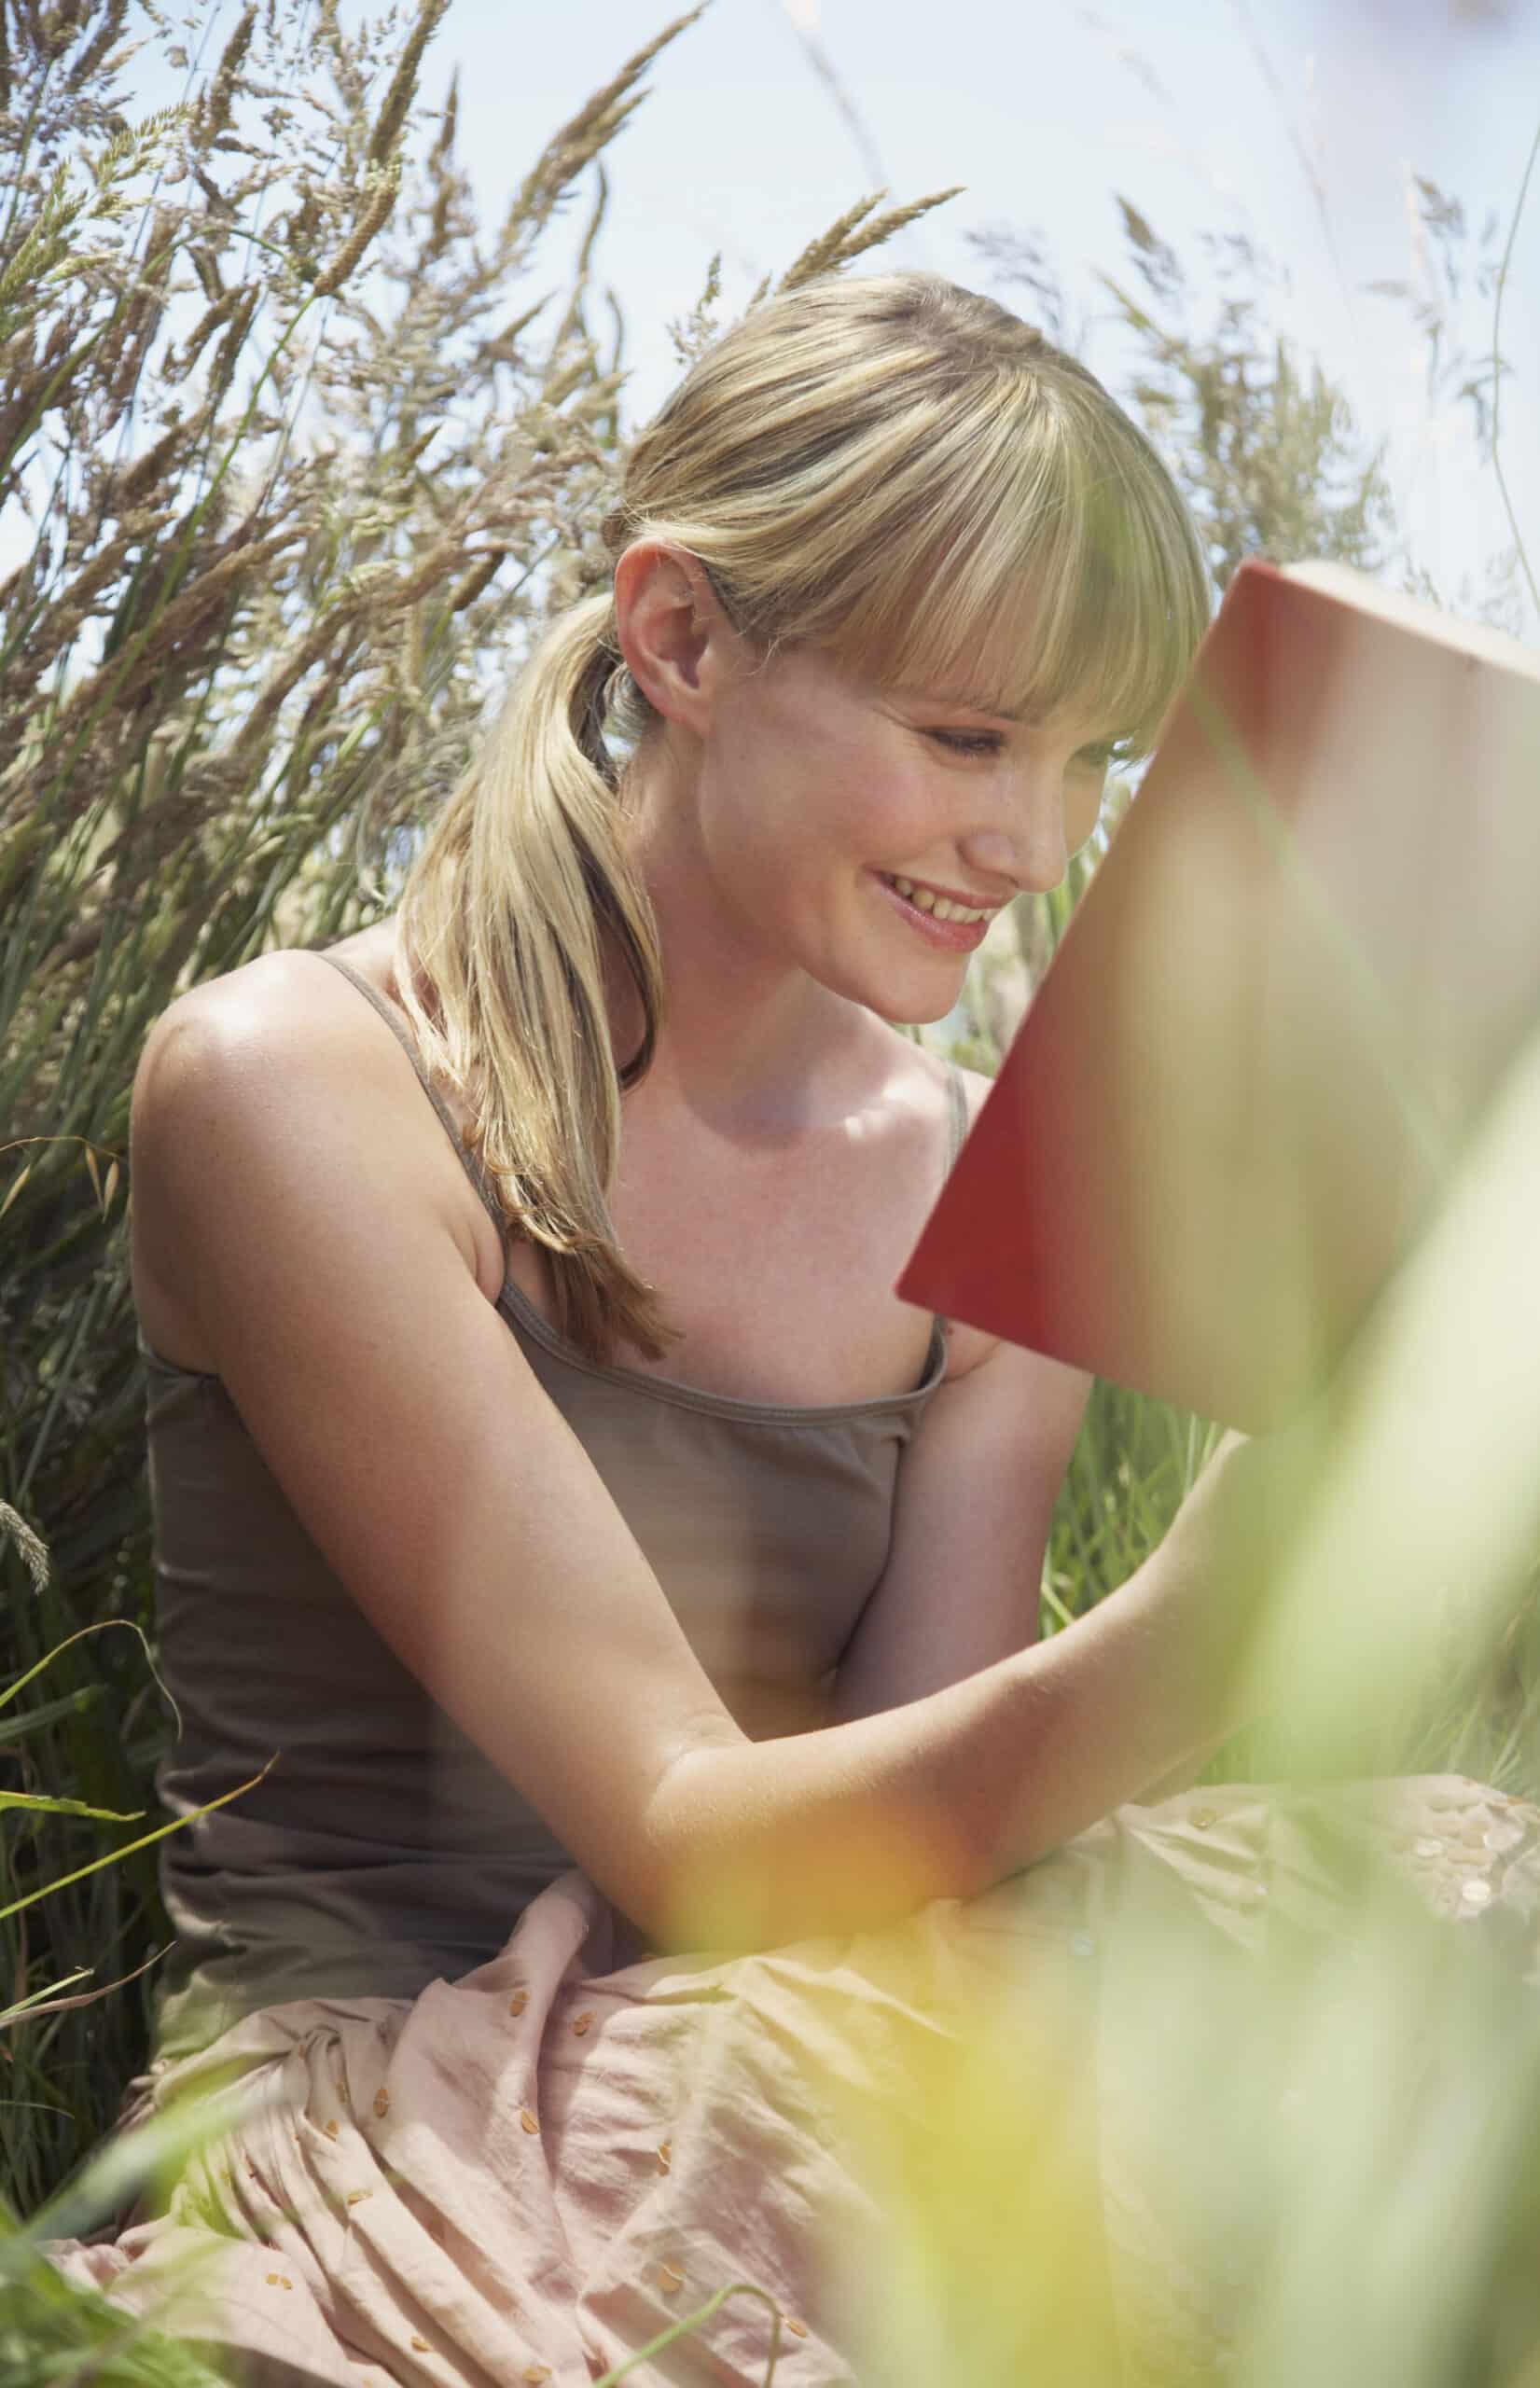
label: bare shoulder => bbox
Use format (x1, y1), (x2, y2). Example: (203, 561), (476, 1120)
(130, 948), (494, 1372)
(866, 1024), (999, 1381)
(139, 943), (368, 1061)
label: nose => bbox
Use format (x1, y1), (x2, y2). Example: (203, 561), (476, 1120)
(957, 771), (1069, 896)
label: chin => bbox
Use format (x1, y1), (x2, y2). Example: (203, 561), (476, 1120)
(817, 939), (970, 1028)
(870, 986), (967, 1030)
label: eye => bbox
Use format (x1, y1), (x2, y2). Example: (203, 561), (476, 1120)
(926, 729), (1005, 758)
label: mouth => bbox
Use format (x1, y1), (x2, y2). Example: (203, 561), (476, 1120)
(872, 871), (1003, 952)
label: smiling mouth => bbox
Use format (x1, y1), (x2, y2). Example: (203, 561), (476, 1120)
(879, 874), (1002, 924)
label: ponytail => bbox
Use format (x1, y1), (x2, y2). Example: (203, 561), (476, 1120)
(391, 591), (673, 1365)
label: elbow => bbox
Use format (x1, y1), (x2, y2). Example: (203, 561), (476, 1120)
(630, 1736), (768, 1954)
(632, 1732), (991, 1953)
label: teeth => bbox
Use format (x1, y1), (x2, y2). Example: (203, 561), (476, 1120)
(888, 876), (992, 924)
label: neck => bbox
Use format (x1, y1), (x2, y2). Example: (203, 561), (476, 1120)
(611, 748), (865, 1138)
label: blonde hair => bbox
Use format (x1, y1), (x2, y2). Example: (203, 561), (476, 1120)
(392, 271), (1210, 1363)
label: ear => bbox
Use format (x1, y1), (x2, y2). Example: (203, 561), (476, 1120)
(612, 541), (742, 735)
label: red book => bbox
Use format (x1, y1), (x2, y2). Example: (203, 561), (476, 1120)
(897, 560), (1540, 1431)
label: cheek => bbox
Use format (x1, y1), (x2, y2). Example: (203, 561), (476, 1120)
(780, 705), (932, 848)
(839, 746), (943, 861)
(706, 672), (939, 880)
(718, 707), (882, 859)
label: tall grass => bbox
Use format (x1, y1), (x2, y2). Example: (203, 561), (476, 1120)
(0, 0), (653, 2212)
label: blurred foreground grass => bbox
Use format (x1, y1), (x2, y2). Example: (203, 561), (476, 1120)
(836, 1009), (1540, 2388)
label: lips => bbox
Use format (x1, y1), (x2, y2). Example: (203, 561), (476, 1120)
(873, 872), (996, 952)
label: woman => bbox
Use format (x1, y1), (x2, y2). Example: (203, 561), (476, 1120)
(47, 273), (1539, 2385)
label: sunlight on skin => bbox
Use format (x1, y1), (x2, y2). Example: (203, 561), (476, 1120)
(654, 1807), (970, 1956)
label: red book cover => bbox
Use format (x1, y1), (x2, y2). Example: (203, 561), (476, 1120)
(897, 561), (1540, 1432)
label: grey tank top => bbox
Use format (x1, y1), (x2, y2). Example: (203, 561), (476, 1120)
(146, 951), (969, 2061)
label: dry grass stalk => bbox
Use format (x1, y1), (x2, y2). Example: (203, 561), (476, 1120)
(778, 186), (964, 290)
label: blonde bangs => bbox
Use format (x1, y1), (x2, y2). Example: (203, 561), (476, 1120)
(818, 381), (1210, 758)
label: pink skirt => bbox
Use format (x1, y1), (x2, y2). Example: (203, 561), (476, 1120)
(42, 1777), (1540, 2387)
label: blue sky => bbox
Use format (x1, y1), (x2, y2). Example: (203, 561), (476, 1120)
(427, 0), (1538, 626)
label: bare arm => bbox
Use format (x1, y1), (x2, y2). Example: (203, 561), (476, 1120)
(830, 1335), (1093, 1721)
(132, 962), (1274, 1956)
(656, 1503), (1253, 1946)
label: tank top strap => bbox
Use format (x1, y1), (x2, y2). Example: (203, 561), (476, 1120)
(942, 1060), (970, 1174)
(315, 951), (506, 1239)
